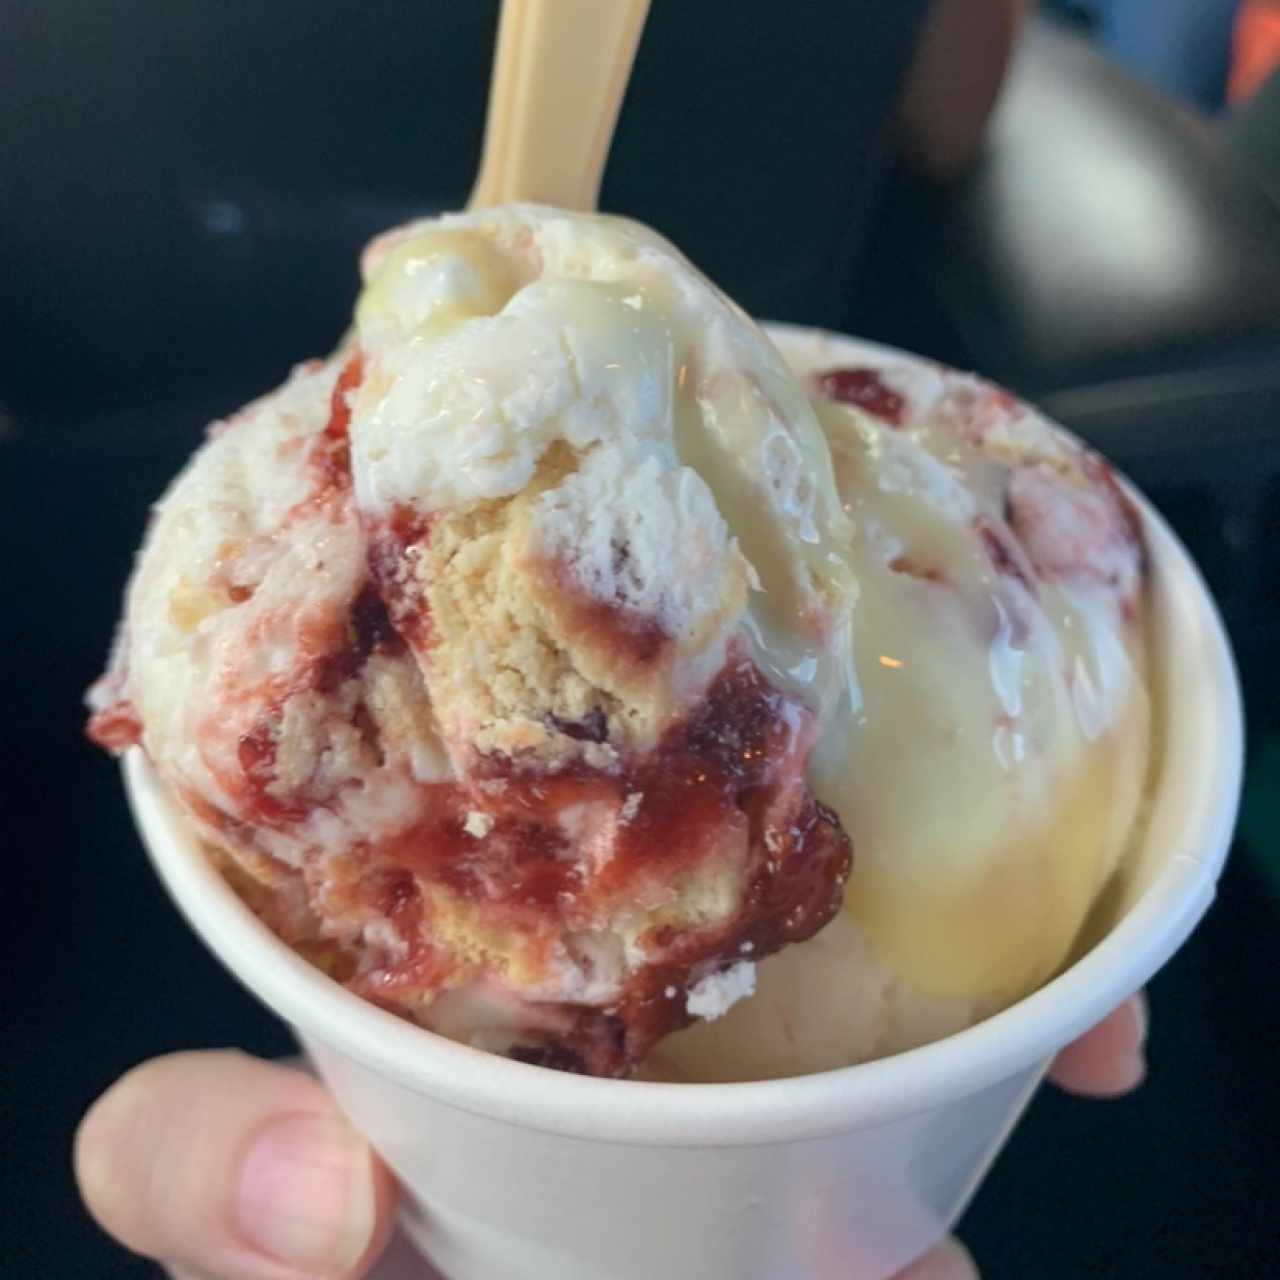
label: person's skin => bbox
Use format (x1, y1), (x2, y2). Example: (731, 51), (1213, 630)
(899, 0), (1030, 179)
(74, 992), (1148, 1280)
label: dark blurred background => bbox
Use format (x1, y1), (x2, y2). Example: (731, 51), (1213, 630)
(3, 1), (1279, 1276)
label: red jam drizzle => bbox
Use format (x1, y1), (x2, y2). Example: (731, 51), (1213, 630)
(554, 588), (671, 668)
(296, 348), (364, 503)
(551, 545), (672, 668)
(1005, 453), (1145, 619)
(322, 351), (362, 454)
(86, 701), (143, 752)
(86, 659), (143, 752)
(365, 505), (433, 651)
(231, 584), (407, 825)
(212, 614), (850, 1074)
(974, 515), (1038, 597)
(349, 654), (851, 1074)
(814, 367), (907, 426)
(888, 555), (945, 584)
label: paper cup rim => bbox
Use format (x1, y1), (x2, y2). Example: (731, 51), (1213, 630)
(126, 326), (1244, 1148)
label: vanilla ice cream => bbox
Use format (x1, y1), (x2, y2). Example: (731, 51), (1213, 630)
(89, 206), (1149, 1080)
(652, 330), (1149, 1080)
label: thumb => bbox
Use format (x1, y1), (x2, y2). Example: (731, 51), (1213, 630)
(893, 1238), (979, 1279)
(74, 1050), (397, 1280)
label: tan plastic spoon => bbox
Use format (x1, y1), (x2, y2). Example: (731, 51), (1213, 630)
(469, 0), (652, 213)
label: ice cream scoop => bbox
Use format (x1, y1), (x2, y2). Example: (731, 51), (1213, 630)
(89, 206), (866, 1075)
(652, 328), (1150, 1081)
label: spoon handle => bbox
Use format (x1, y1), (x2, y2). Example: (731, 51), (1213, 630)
(469, 0), (652, 212)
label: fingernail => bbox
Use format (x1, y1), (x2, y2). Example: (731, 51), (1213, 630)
(235, 1111), (376, 1275)
(907, 1237), (979, 1280)
(1114, 1051), (1147, 1093)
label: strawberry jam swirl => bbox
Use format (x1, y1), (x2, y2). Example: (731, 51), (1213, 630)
(812, 367), (906, 426)
(348, 654), (851, 1075)
(86, 664), (143, 752)
(89, 349), (853, 1077)
(815, 366), (1145, 615)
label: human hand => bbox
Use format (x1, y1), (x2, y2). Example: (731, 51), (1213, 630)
(897, 991), (1149, 1280)
(74, 1050), (399, 1280)
(74, 993), (1149, 1279)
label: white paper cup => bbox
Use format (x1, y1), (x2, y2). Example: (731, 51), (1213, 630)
(125, 327), (1243, 1280)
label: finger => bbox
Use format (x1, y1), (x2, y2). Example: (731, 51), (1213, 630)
(1048, 992), (1149, 1097)
(892, 1237), (980, 1279)
(75, 1050), (397, 1280)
